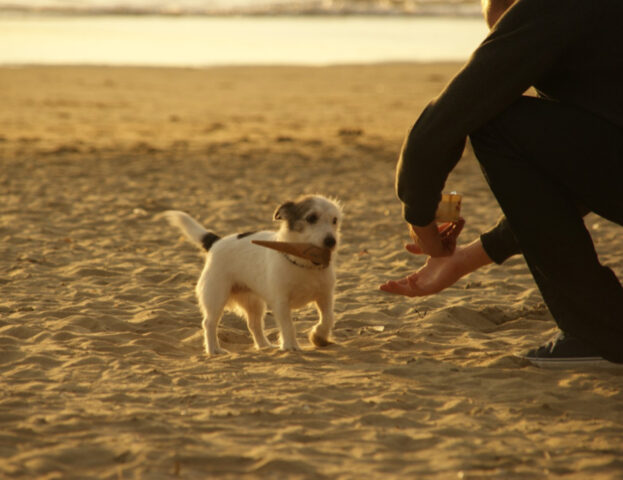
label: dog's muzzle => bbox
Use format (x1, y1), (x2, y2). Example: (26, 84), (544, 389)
(323, 235), (337, 249)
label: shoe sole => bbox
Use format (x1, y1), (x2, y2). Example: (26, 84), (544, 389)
(517, 355), (623, 369)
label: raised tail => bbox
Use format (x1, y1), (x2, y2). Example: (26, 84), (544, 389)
(160, 210), (220, 251)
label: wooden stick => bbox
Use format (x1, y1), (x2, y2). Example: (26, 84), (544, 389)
(252, 240), (331, 267)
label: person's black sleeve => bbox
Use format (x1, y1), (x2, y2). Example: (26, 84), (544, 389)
(396, 0), (596, 226)
(480, 217), (520, 264)
(479, 200), (592, 265)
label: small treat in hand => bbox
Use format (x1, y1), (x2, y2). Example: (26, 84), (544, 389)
(252, 240), (331, 267)
(435, 192), (462, 223)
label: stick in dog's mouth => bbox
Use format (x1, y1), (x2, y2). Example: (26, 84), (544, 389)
(252, 240), (331, 267)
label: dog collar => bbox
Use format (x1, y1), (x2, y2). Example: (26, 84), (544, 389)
(282, 253), (328, 270)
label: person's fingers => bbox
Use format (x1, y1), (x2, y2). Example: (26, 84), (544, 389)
(438, 222), (452, 234)
(379, 278), (417, 296)
(406, 275), (427, 296)
(452, 218), (466, 235)
(440, 234), (455, 253)
(454, 217), (466, 233)
(380, 273), (430, 296)
(438, 218), (466, 254)
(405, 243), (424, 254)
(408, 229), (419, 244)
(379, 280), (404, 294)
(441, 218), (465, 239)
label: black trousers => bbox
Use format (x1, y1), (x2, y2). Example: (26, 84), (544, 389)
(470, 96), (623, 363)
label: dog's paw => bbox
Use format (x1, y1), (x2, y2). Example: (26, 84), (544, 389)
(310, 332), (333, 348)
(279, 343), (302, 352)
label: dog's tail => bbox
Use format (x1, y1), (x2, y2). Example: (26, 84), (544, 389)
(160, 210), (221, 251)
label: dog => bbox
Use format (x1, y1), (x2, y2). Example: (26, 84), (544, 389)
(161, 194), (342, 355)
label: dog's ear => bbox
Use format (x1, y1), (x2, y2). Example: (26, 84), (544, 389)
(274, 201), (295, 221)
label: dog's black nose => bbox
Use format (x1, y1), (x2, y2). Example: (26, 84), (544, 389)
(324, 235), (336, 249)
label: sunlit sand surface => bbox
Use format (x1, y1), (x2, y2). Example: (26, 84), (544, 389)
(1, 64), (622, 479)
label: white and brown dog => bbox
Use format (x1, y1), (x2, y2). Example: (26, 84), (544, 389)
(161, 195), (342, 355)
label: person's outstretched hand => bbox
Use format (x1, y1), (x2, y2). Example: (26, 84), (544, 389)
(380, 223), (493, 297)
(379, 252), (466, 297)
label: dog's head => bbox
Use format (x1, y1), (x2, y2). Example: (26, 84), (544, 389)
(274, 195), (342, 250)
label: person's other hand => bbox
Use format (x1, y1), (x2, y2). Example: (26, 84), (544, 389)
(407, 218), (465, 257)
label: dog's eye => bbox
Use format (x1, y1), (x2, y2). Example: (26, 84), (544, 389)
(332, 217), (338, 225)
(306, 213), (318, 224)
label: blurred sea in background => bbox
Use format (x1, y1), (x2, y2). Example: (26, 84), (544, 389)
(0, 0), (487, 66)
(0, 0), (482, 16)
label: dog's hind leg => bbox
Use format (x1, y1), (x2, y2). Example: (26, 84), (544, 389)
(309, 291), (335, 347)
(238, 296), (272, 350)
(196, 277), (229, 356)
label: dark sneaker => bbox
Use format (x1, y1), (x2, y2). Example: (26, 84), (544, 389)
(522, 332), (612, 368)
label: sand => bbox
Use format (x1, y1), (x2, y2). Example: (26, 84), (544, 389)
(1, 64), (622, 480)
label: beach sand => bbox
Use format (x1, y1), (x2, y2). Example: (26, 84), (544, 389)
(1, 64), (622, 479)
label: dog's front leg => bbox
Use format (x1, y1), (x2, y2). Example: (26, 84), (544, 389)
(271, 301), (300, 351)
(310, 292), (335, 347)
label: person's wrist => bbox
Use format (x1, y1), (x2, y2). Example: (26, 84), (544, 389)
(456, 239), (493, 276)
(453, 245), (472, 277)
